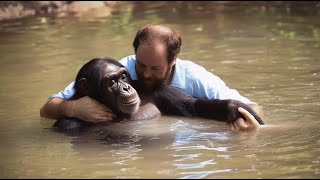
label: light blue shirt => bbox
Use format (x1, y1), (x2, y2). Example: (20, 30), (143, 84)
(51, 55), (254, 104)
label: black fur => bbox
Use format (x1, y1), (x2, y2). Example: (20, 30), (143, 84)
(149, 85), (265, 125)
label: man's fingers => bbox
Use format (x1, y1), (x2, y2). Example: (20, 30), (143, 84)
(228, 118), (247, 132)
(227, 108), (261, 132)
(235, 118), (247, 129)
(89, 111), (118, 123)
(110, 112), (118, 118)
(233, 120), (240, 131)
(228, 123), (235, 132)
(238, 107), (258, 125)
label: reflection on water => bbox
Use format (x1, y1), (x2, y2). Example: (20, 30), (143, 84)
(0, 1), (319, 179)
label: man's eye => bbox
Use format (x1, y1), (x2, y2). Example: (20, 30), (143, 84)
(137, 61), (146, 68)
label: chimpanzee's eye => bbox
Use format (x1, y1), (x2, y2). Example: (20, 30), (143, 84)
(111, 79), (116, 85)
(122, 73), (126, 79)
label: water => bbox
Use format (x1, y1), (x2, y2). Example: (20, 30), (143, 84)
(0, 2), (319, 178)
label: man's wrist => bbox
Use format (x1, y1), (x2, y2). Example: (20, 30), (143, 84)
(60, 100), (75, 118)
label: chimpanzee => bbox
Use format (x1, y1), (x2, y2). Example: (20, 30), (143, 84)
(53, 57), (264, 132)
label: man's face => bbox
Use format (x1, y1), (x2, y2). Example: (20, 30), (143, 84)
(135, 43), (174, 92)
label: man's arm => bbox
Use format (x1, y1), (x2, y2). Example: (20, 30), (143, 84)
(40, 97), (67, 120)
(40, 96), (117, 123)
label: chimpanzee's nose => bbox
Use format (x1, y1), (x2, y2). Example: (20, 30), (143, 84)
(122, 83), (130, 92)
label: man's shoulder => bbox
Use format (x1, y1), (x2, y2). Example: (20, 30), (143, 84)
(119, 55), (136, 65)
(119, 55), (138, 80)
(176, 58), (206, 75)
(176, 58), (223, 85)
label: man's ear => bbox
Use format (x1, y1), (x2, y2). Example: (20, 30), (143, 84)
(77, 78), (88, 95)
(170, 55), (177, 68)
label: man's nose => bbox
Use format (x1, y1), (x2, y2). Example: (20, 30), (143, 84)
(143, 68), (152, 78)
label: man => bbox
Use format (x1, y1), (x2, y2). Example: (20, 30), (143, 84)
(40, 24), (265, 131)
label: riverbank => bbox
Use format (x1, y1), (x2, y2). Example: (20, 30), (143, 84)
(0, 1), (126, 21)
(1, 1), (319, 22)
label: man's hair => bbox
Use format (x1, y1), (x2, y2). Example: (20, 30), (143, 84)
(132, 24), (182, 64)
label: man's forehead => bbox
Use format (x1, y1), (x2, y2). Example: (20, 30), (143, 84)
(136, 44), (168, 65)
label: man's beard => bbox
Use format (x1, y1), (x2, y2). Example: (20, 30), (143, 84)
(136, 76), (166, 93)
(136, 68), (171, 93)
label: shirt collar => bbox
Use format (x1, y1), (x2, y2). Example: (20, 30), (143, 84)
(170, 58), (185, 90)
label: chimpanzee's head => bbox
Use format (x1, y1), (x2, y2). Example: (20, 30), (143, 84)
(72, 57), (141, 115)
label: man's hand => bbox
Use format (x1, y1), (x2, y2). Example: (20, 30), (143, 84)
(228, 107), (260, 132)
(64, 96), (117, 123)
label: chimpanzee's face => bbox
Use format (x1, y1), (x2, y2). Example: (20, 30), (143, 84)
(99, 64), (140, 114)
(75, 58), (141, 115)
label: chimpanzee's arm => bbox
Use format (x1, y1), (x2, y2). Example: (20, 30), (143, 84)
(194, 99), (265, 125)
(152, 85), (197, 117)
(152, 85), (265, 125)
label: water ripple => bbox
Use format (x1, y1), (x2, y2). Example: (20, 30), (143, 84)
(174, 160), (217, 169)
(172, 145), (229, 152)
(180, 169), (233, 179)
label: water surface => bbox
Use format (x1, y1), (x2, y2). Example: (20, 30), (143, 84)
(0, 2), (319, 178)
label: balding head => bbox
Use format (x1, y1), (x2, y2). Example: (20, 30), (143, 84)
(133, 24), (181, 64)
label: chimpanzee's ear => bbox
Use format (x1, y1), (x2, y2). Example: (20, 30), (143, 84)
(77, 78), (88, 95)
